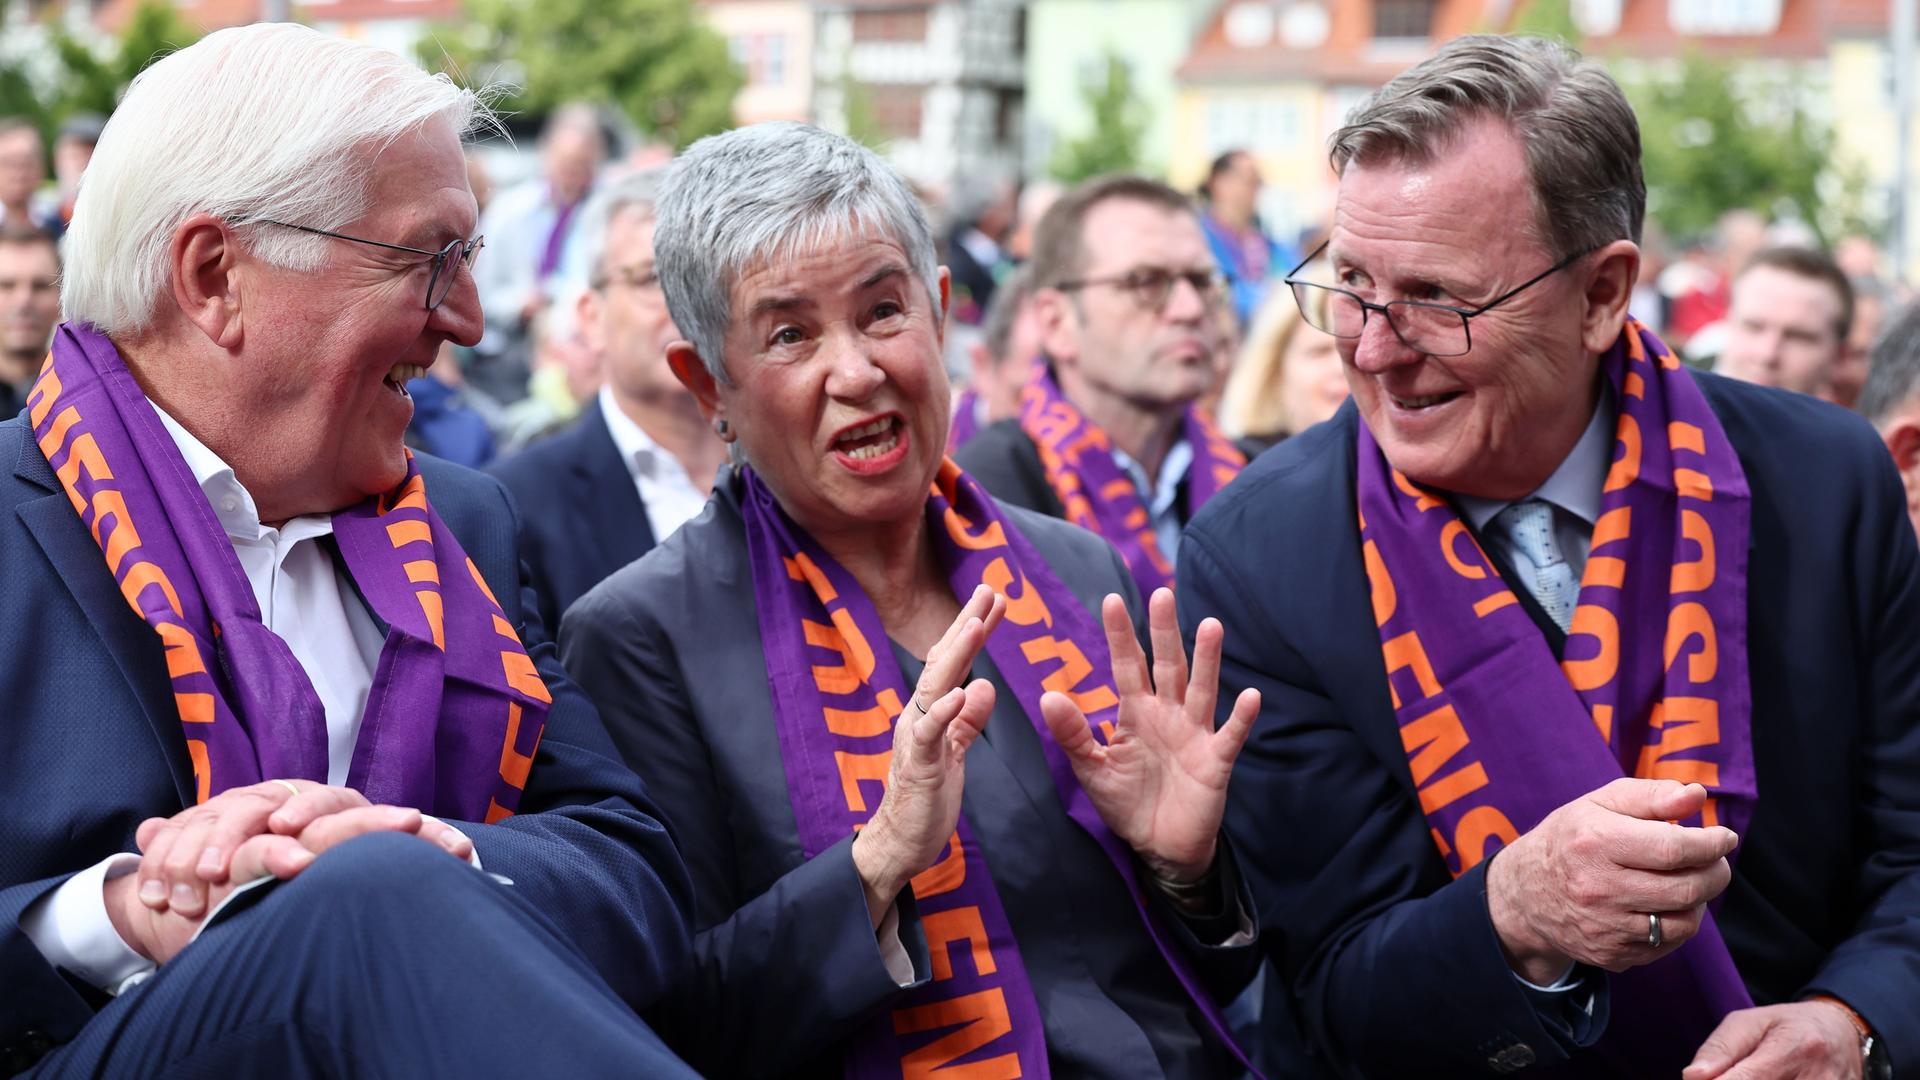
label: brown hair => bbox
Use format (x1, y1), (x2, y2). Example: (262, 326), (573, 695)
(1027, 174), (1194, 290)
(1736, 245), (1854, 342)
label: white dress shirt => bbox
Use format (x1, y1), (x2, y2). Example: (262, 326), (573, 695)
(20, 402), (451, 995)
(598, 386), (710, 544)
(1110, 437), (1195, 567)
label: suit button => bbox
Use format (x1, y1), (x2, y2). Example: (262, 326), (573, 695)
(1488, 1042), (1536, 1073)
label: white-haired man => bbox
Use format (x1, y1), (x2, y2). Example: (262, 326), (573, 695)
(0, 25), (697, 1075)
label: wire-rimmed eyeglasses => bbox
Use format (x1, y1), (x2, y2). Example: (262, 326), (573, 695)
(1052, 266), (1230, 313)
(1283, 240), (1595, 357)
(253, 219), (485, 312)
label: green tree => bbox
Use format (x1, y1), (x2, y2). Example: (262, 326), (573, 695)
(1049, 52), (1148, 182)
(420, 0), (742, 150)
(1622, 52), (1873, 244)
(1504, 0), (1582, 46)
(0, 0), (201, 139)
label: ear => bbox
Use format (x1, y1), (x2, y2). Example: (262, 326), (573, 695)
(934, 265), (951, 344)
(168, 213), (245, 351)
(1578, 239), (1641, 356)
(1031, 287), (1081, 371)
(666, 340), (731, 439)
(1885, 419), (1920, 499)
(577, 287), (606, 360)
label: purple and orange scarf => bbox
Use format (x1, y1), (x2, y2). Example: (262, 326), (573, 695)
(744, 458), (1250, 1078)
(1019, 361), (1244, 597)
(30, 322), (548, 822)
(1357, 318), (1756, 1071)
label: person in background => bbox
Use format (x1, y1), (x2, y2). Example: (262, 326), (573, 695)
(0, 225), (60, 418)
(1217, 282), (1347, 451)
(563, 119), (1264, 1079)
(0, 24), (696, 1074)
(1007, 179), (1062, 263)
(51, 113), (103, 227)
(0, 119), (61, 237)
(471, 103), (606, 405)
(1186, 35), (1918, 1078)
(1860, 298), (1920, 540)
(1714, 245), (1853, 400)
(1198, 149), (1295, 328)
(955, 175), (1247, 597)
(950, 264), (1040, 451)
(490, 169), (726, 633)
(404, 341), (498, 469)
(1833, 280), (1888, 410)
(945, 177), (1017, 325)
(1668, 208), (1768, 350)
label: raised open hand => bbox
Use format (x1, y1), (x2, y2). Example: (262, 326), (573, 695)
(850, 584), (1006, 925)
(1040, 588), (1260, 884)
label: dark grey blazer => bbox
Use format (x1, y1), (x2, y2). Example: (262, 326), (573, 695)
(561, 467), (1254, 1079)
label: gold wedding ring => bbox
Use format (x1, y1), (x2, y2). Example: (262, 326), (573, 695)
(1647, 913), (1664, 949)
(272, 778), (301, 799)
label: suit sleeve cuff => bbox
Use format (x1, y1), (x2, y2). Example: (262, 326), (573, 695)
(19, 854), (155, 996)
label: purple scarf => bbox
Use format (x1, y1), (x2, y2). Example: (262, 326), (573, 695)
(30, 322), (549, 822)
(947, 388), (981, 453)
(743, 458), (1252, 1078)
(1356, 319), (1756, 1072)
(1018, 362), (1245, 597)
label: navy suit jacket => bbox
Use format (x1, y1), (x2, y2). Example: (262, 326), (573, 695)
(0, 415), (695, 1059)
(488, 402), (656, 633)
(1178, 373), (1920, 1077)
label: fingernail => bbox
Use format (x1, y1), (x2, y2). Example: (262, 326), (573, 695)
(170, 883), (199, 910)
(139, 879), (166, 906)
(197, 848), (223, 875)
(291, 847), (315, 865)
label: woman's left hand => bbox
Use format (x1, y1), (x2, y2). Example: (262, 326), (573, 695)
(1039, 587), (1260, 885)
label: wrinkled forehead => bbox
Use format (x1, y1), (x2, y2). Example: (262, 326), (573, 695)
(1079, 199), (1211, 271)
(1330, 124), (1546, 271)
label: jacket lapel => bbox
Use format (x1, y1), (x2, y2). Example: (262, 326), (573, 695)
(13, 429), (197, 805)
(575, 402), (657, 570)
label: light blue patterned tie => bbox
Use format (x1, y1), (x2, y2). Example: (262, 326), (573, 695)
(1494, 498), (1578, 633)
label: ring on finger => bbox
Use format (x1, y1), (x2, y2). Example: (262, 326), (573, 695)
(1647, 912), (1664, 949)
(271, 778), (301, 800)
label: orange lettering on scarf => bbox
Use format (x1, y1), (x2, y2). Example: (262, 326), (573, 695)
(385, 519), (431, 548)
(37, 405), (80, 465)
(910, 831), (966, 898)
(500, 651), (554, 703)
(1672, 510), (1715, 593)
(924, 905), (998, 980)
(53, 432), (113, 515)
(1472, 593), (1518, 618)
(835, 750), (890, 811)
(1453, 805), (1520, 872)
(1669, 422), (1706, 455)
(1664, 602), (1718, 684)
(1401, 704), (1492, 815)
(90, 489), (142, 575)
(981, 558), (1054, 629)
(825, 688), (906, 738)
(120, 561), (184, 619)
(1020, 636), (1120, 714)
(156, 620), (207, 678)
(1391, 470), (1443, 512)
(1624, 372), (1646, 399)
(497, 701), (538, 790)
(1637, 697), (1721, 785)
(805, 615), (877, 695)
(27, 363), (61, 427)
(1605, 415), (1641, 494)
(187, 739), (211, 804)
(1439, 520), (1489, 581)
(1380, 631), (1442, 709)
(893, 989), (1020, 1080)
(1561, 605), (1620, 692)
(1676, 469), (1714, 502)
(417, 591), (445, 651)
(944, 503), (1009, 551)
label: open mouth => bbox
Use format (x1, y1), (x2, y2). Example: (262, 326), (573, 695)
(834, 415), (902, 461)
(383, 363), (428, 395)
(1389, 390), (1464, 411)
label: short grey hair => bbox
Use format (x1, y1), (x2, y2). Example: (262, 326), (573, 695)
(654, 121), (939, 383)
(978, 264), (1034, 367)
(62, 23), (497, 334)
(1861, 300), (1920, 425)
(1330, 34), (1645, 260)
(578, 168), (665, 289)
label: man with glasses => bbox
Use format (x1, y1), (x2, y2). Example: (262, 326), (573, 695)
(489, 169), (726, 632)
(0, 25), (698, 1075)
(957, 175), (1248, 598)
(1180, 34), (1916, 1079)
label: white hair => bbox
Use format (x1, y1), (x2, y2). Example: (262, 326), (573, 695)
(654, 122), (939, 384)
(62, 23), (498, 334)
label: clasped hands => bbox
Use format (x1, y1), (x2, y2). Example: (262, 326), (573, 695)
(1489, 778), (1862, 1078)
(851, 585), (1261, 924)
(104, 781), (474, 965)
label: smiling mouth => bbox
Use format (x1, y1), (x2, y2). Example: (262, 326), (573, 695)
(384, 363), (428, 394)
(834, 416), (902, 460)
(1390, 391), (1464, 410)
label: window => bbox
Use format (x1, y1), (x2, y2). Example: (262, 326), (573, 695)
(851, 7), (930, 43)
(729, 33), (791, 87)
(1372, 0), (1436, 38)
(867, 84), (926, 138)
(1667, 0), (1781, 34)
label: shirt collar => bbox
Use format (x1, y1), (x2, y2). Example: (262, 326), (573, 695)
(599, 384), (667, 481)
(150, 400), (333, 545)
(1455, 390), (1614, 532)
(1111, 437), (1194, 520)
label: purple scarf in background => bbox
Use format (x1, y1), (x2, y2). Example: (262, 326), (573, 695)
(30, 322), (549, 822)
(1018, 361), (1245, 597)
(947, 388), (982, 452)
(1356, 318), (1756, 1073)
(743, 458), (1253, 1078)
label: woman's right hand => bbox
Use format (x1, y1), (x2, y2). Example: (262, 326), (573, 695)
(851, 584), (1006, 926)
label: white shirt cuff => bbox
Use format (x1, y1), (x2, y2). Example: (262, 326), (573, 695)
(1515, 962), (1583, 992)
(876, 902), (916, 987)
(422, 816), (485, 871)
(19, 853), (156, 996)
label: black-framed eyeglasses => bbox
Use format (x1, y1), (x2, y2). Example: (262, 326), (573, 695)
(1283, 240), (1595, 357)
(1052, 266), (1230, 313)
(253, 219), (485, 312)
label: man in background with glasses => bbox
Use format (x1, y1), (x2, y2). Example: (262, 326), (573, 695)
(489, 169), (727, 634)
(1180, 33), (1916, 1080)
(956, 175), (1250, 599)
(0, 24), (699, 1076)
